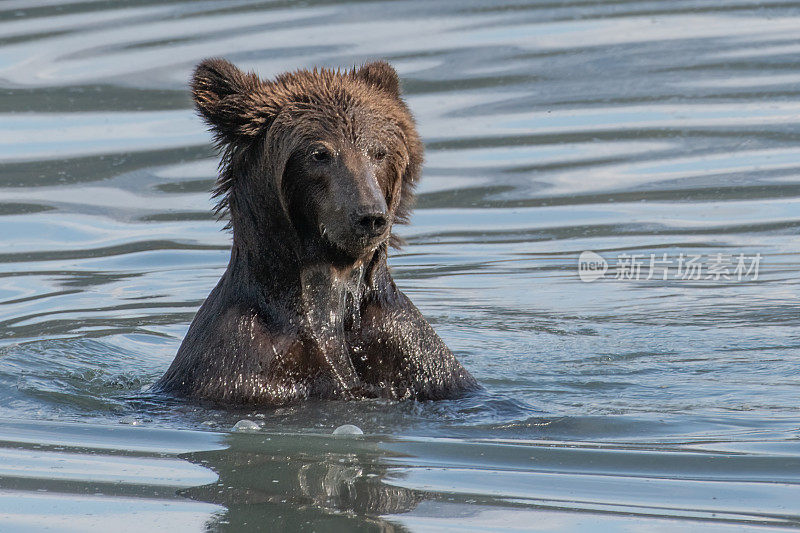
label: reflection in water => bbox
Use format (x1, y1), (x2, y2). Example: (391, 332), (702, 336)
(180, 433), (421, 532)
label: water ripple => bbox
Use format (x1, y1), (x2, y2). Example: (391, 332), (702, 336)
(1, 1), (800, 530)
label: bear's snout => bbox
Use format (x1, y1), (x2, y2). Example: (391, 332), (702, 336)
(353, 209), (389, 239)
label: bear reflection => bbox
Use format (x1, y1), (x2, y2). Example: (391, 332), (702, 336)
(179, 432), (422, 531)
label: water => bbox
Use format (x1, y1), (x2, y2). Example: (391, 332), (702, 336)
(1, 0), (799, 530)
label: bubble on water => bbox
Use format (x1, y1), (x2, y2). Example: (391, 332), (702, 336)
(333, 424), (364, 436)
(232, 419), (260, 432)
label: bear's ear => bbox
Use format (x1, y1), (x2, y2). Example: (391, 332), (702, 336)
(355, 61), (401, 98)
(191, 58), (271, 143)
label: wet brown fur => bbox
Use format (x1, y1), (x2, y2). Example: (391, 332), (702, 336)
(155, 58), (478, 404)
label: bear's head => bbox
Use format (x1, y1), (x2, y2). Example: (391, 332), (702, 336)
(191, 58), (423, 269)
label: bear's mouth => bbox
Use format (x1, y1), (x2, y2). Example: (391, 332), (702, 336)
(319, 222), (355, 257)
(318, 222), (385, 263)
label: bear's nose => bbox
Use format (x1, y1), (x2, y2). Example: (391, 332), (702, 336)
(355, 211), (389, 238)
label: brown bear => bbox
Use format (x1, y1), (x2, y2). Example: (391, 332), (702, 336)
(155, 58), (478, 405)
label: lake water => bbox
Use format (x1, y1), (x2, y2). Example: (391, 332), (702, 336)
(1, 0), (800, 531)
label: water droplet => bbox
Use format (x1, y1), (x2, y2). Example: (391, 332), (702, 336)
(333, 424), (364, 436)
(232, 419), (260, 432)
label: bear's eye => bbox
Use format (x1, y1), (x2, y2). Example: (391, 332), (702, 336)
(310, 147), (332, 163)
(371, 149), (387, 162)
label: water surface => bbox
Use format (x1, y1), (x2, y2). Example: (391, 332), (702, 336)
(1, 0), (799, 531)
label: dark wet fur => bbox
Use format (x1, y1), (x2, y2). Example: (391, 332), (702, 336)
(155, 58), (478, 405)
